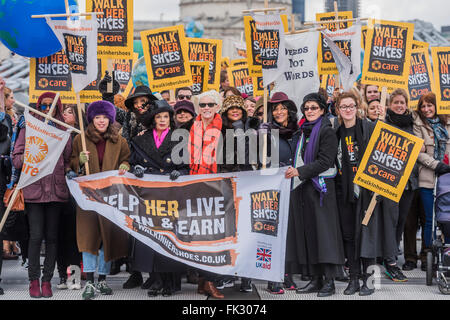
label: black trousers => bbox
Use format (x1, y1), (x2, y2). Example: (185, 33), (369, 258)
(56, 198), (81, 279)
(27, 202), (64, 282)
(404, 190), (427, 263)
(338, 200), (377, 277)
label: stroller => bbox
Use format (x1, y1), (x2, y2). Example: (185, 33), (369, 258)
(427, 173), (450, 294)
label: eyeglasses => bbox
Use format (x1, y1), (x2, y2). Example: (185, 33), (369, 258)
(302, 106), (320, 112)
(199, 102), (216, 108)
(178, 95), (192, 100)
(339, 105), (356, 111)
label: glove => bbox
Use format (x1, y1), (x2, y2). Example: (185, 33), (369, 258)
(119, 164), (130, 171)
(133, 165), (145, 178)
(232, 120), (245, 130)
(169, 170), (181, 181)
(79, 151), (89, 166)
(435, 162), (450, 176)
(66, 170), (78, 180)
(98, 71), (120, 96)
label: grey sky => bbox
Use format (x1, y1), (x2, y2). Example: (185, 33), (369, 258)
(79, 0), (449, 30)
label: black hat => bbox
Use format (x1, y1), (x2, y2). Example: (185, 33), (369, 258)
(301, 93), (328, 112)
(139, 100), (175, 129)
(125, 85), (158, 110)
(174, 100), (197, 117)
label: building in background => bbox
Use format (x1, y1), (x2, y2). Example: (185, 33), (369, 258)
(410, 20), (450, 46)
(442, 26), (450, 41)
(324, 0), (360, 17)
(292, 0), (305, 22)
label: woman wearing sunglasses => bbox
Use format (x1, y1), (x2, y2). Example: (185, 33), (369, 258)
(284, 93), (344, 298)
(334, 91), (397, 296)
(189, 90), (225, 299)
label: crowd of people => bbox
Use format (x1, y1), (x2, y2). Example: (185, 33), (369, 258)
(0, 70), (447, 300)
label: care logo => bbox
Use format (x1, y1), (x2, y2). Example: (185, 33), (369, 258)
(250, 190), (280, 237)
(372, 60), (382, 71)
(24, 136), (48, 164)
(443, 88), (450, 100)
(38, 78), (49, 89)
(324, 51), (333, 62)
(368, 164), (378, 175)
(256, 247), (272, 270)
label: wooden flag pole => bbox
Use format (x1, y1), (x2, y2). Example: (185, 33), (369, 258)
(362, 86), (388, 226)
(14, 100), (80, 133)
(0, 187), (21, 233)
(44, 92), (60, 124)
(75, 93), (90, 175)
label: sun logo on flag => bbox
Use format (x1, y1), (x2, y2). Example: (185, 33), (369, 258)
(24, 136), (48, 164)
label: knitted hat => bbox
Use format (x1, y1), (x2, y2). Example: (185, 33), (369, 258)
(174, 100), (197, 117)
(37, 92), (63, 121)
(221, 95), (246, 115)
(87, 100), (116, 124)
(301, 92), (328, 112)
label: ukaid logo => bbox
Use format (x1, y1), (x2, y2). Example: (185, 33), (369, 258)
(256, 247), (272, 270)
(250, 190), (280, 237)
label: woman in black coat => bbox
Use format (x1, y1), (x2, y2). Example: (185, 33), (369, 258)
(129, 100), (189, 297)
(285, 93), (345, 298)
(334, 91), (398, 296)
(260, 92), (300, 294)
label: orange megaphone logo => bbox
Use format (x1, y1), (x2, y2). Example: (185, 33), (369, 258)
(24, 136), (48, 164)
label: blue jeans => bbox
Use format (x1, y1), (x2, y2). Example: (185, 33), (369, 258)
(82, 247), (111, 275)
(420, 188), (434, 248)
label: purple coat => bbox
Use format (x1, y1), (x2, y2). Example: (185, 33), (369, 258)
(12, 127), (72, 203)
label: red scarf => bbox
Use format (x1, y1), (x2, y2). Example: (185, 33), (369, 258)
(189, 113), (222, 175)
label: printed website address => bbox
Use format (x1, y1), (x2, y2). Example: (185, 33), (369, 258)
(364, 75), (405, 85)
(356, 176), (398, 198)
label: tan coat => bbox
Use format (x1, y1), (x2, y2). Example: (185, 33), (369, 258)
(413, 112), (450, 189)
(70, 133), (130, 262)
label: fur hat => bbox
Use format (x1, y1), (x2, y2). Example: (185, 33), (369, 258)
(87, 100), (116, 124)
(301, 92), (328, 112)
(221, 95), (246, 115)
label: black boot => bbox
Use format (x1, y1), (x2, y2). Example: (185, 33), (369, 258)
(317, 278), (335, 297)
(359, 273), (375, 296)
(343, 276), (360, 295)
(296, 276), (323, 294)
(122, 271), (143, 289)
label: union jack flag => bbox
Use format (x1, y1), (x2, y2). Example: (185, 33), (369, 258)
(256, 248), (272, 263)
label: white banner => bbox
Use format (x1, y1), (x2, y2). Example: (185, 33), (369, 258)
(17, 110), (72, 189)
(323, 24), (362, 91)
(252, 13), (288, 87)
(46, 18), (98, 93)
(273, 31), (320, 117)
(67, 169), (291, 282)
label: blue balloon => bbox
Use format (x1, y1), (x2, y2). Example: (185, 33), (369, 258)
(131, 56), (149, 88)
(185, 20), (204, 38)
(0, 0), (77, 58)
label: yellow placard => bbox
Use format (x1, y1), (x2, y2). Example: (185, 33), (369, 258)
(221, 57), (231, 71)
(316, 11), (353, 75)
(361, 19), (414, 90)
(101, 52), (138, 93)
(141, 25), (193, 92)
(320, 74), (337, 97)
(412, 40), (429, 50)
(29, 50), (103, 104)
(187, 38), (222, 91)
(252, 75), (264, 97)
(231, 59), (248, 67)
(244, 14), (289, 78)
(361, 25), (368, 50)
(190, 61), (209, 95)
(431, 47), (450, 114)
(86, 0), (134, 58)
(408, 48), (436, 109)
(354, 121), (423, 202)
(227, 65), (254, 96)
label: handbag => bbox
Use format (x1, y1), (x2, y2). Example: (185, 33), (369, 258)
(3, 185), (24, 212)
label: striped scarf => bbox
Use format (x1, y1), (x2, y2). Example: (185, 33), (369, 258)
(189, 113), (222, 175)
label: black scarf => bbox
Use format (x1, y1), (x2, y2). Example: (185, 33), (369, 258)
(337, 118), (365, 204)
(386, 109), (413, 129)
(271, 119), (299, 140)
